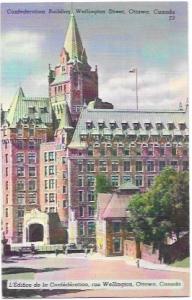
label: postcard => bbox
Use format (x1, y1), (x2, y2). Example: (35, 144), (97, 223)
(1, 1), (189, 298)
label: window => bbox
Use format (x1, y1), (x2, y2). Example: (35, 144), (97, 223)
(45, 166), (48, 176)
(17, 180), (25, 191)
(171, 161), (178, 170)
(112, 222), (121, 233)
(28, 153), (36, 164)
(29, 141), (35, 150)
(88, 191), (94, 202)
(88, 206), (94, 216)
(148, 145), (153, 156)
(111, 148), (117, 156)
(124, 148), (130, 156)
(135, 175), (143, 187)
(78, 176), (83, 187)
(49, 193), (55, 202)
(45, 193), (48, 203)
(160, 147), (165, 156)
(6, 167), (8, 176)
(17, 166), (24, 177)
(44, 152), (48, 162)
(100, 147), (105, 156)
(6, 194), (8, 204)
(17, 153), (24, 163)
(29, 180), (36, 191)
(17, 140), (23, 149)
(49, 179), (55, 189)
(6, 181), (8, 190)
(49, 152), (55, 161)
(18, 209), (24, 218)
(147, 161), (154, 172)
(62, 157), (66, 164)
(123, 175), (131, 182)
(17, 127), (23, 137)
(5, 208), (8, 217)
(49, 165), (55, 175)
(79, 223), (84, 235)
(17, 223), (22, 235)
(29, 166), (36, 177)
(17, 194), (25, 205)
(50, 207), (55, 213)
(87, 161), (94, 172)
(78, 162), (83, 172)
(45, 180), (48, 189)
(159, 161), (166, 171)
(5, 223), (8, 234)
(111, 175), (119, 187)
(63, 186), (66, 193)
(136, 161), (142, 172)
(28, 107), (36, 114)
(87, 176), (95, 187)
(88, 147), (93, 156)
(5, 154), (8, 163)
(112, 161), (119, 172)
(99, 161), (107, 172)
(113, 238), (121, 253)
(63, 171), (67, 179)
(88, 222), (95, 235)
(147, 176), (154, 187)
(63, 200), (67, 208)
(136, 146), (141, 156)
(29, 193), (37, 204)
(79, 191), (84, 202)
(172, 146), (177, 156)
(124, 161), (130, 172)
(183, 161), (189, 171)
(29, 126), (34, 137)
(80, 206), (84, 217)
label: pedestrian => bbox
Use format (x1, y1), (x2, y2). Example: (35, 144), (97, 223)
(55, 248), (59, 256)
(62, 244), (66, 254)
(136, 258), (140, 268)
(31, 243), (35, 255)
(85, 247), (88, 257)
(19, 248), (23, 258)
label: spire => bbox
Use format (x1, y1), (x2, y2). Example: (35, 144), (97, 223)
(7, 87), (25, 125)
(64, 14), (86, 63)
(58, 100), (73, 129)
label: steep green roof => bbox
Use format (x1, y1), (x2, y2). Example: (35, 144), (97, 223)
(58, 100), (73, 129)
(64, 13), (87, 63)
(119, 181), (139, 191)
(6, 87), (52, 127)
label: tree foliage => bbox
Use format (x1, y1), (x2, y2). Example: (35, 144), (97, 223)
(95, 174), (112, 194)
(128, 168), (189, 245)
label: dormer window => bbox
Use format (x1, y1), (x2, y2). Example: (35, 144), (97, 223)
(17, 127), (23, 137)
(86, 120), (93, 129)
(109, 120), (116, 130)
(121, 121), (128, 130)
(40, 107), (48, 113)
(167, 122), (175, 130)
(133, 122), (140, 130)
(179, 122), (186, 130)
(156, 122), (163, 130)
(28, 107), (36, 114)
(144, 122), (152, 130)
(98, 120), (105, 129)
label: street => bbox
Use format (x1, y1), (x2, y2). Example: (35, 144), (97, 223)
(2, 253), (190, 298)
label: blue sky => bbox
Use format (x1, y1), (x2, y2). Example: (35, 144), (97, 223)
(1, 2), (188, 110)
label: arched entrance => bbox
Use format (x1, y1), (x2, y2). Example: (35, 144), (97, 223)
(29, 224), (44, 242)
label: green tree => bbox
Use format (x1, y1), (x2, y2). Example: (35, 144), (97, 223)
(95, 174), (112, 194)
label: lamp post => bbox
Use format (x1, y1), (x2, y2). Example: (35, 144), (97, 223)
(129, 68), (138, 110)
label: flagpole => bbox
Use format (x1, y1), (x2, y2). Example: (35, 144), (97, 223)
(136, 68), (138, 110)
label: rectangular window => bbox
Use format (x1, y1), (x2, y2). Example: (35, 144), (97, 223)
(5, 167), (8, 176)
(160, 147), (165, 156)
(78, 176), (83, 187)
(171, 161), (178, 170)
(29, 166), (36, 177)
(172, 146), (177, 156)
(29, 193), (37, 204)
(17, 140), (23, 149)
(88, 206), (94, 217)
(5, 208), (8, 217)
(5, 223), (8, 234)
(45, 180), (48, 189)
(123, 175), (131, 182)
(45, 193), (48, 203)
(5, 154), (8, 163)
(49, 152), (55, 161)
(78, 162), (83, 172)
(88, 222), (95, 235)
(147, 161), (155, 172)
(49, 193), (55, 202)
(79, 191), (84, 202)
(44, 166), (48, 176)
(17, 180), (25, 191)
(6, 181), (8, 190)
(29, 127), (34, 137)
(99, 161), (107, 172)
(28, 153), (36, 164)
(88, 147), (93, 156)
(17, 223), (23, 235)
(148, 145), (153, 156)
(112, 222), (121, 233)
(88, 191), (94, 202)
(124, 148), (130, 156)
(159, 161), (166, 171)
(80, 206), (84, 217)
(112, 161), (119, 172)
(63, 171), (67, 179)
(49, 165), (55, 175)
(44, 152), (48, 162)
(87, 161), (94, 172)
(63, 186), (66, 193)
(29, 141), (35, 150)
(183, 161), (189, 171)
(87, 176), (95, 187)
(111, 175), (119, 187)
(135, 175), (143, 187)
(136, 146), (141, 156)
(100, 147), (105, 156)
(50, 207), (55, 213)
(111, 148), (117, 156)
(17, 194), (25, 205)
(18, 209), (24, 218)
(29, 180), (36, 191)
(17, 166), (24, 177)
(17, 153), (24, 163)
(79, 223), (84, 235)
(124, 161), (130, 172)
(6, 194), (8, 204)
(63, 200), (67, 208)
(49, 179), (55, 189)
(136, 161), (143, 172)
(113, 238), (121, 253)
(147, 176), (154, 187)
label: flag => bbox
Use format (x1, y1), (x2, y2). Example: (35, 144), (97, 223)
(129, 68), (136, 73)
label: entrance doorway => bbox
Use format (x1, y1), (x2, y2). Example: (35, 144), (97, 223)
(29, 224), (44, 242)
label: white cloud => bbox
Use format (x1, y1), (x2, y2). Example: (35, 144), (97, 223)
(1, 31), (45, 61)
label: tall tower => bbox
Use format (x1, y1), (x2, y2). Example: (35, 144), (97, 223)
(49, 13), (98, 124)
